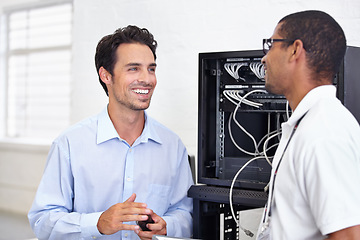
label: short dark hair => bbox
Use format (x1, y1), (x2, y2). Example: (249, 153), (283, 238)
(278, 10), (346, 81)
(95, 25), (158, 96)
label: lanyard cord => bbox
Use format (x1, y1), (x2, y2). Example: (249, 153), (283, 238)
(263, 112), (307, 222)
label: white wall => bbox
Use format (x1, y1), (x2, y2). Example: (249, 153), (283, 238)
(0, 0), (359, 215)
(71, 0), (360, 157)
(0, 142), (48, 214)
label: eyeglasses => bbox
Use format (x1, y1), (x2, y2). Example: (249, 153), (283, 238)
(263, 38), (295, 55)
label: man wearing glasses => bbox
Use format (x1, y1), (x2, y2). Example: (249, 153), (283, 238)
(257, 10), (360, 240)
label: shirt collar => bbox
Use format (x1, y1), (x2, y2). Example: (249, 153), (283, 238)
(286, 85), (336, 127)
(96, 106), (162, 145)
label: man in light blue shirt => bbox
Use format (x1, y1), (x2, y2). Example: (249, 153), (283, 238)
(28, 25), (193, 240)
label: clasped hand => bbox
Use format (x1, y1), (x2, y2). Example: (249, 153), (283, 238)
(97, 193), (167, 239)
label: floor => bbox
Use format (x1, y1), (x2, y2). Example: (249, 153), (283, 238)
(0, 210), (36, 240)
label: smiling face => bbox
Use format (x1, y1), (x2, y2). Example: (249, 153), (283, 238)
(262, 23), (292, 96)
(106, 42), (157, 112)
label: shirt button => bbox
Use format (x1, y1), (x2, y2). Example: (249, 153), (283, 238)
(92, 237), (97, 239)
(124, 233), (128, 237)
(127, 177), (131, 181)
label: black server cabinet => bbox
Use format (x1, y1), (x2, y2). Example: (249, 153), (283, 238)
(336, 46), (360, 123)
(198, 49), (286, 190)
(188, 185), (268, 240)
(197, 46), (360, 190)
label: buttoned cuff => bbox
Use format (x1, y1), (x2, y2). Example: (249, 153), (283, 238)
(80, 212), (103, 239)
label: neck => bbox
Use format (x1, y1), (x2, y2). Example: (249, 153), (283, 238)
(285, 68), (319, 111)
(107, 103), (145, 146)
(286, 91), (306, 111)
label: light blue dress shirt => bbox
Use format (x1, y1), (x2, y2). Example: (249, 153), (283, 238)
(28, 107), (193, 240)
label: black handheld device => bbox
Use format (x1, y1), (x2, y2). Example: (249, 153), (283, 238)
(137, 215), (155, 231)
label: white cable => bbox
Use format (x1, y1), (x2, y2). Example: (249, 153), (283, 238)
(240, 89), (267, 105)
(249, 62), (265, 80)
(229, 156), (265, 237)
(227, 89), (287, 197)
(230, 90), (260, 108)
(232, 63), (242, 80)
(228, 113), (258, 156)
(276, 113), (282, 141)
(262, 132), (282, 166)
(249, 63), (258, 78)
(226, 89), (284, 159)
(224, 63), (237, 79)
(226, 89), (268, 156)
(222, 90), (239, 106)
(224, 63), (233, 78)
(223, 90), (262, 108)
(257, 129), (279, 152)
(224, 89), (271, 155)
(234, 91), (262, 108)
(232, 90), (267, 154)
(286, 100), (290, 120)
(264, 103), (287, 191)
(224, 63), (246, 81)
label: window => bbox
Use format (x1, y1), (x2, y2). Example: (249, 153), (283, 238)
(1, 1), (72, 141)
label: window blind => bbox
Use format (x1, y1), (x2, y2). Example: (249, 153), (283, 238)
(6, 2), (72, 140)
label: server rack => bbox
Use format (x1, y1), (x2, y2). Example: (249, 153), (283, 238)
(336, 46), (360, 123)
(188, 46), (360, 240)
(197, 49), (286, 190)
(196, 46), (360, 190)
(188, 185), (267, 240)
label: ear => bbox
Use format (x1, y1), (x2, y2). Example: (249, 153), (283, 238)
(290, 39), (305, 60)
(99, 66), (112, 84)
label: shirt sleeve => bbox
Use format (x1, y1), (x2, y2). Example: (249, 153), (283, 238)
(162, 147), (194, 238)
(28, 141), (103, 240)
(303, 136), (360, 235)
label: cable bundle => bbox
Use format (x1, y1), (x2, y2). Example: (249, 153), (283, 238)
(249, 62), (265, 80)
(225, 89), (288, 236)
(223, 89), (262, 109)
(224, 63), (246, 81)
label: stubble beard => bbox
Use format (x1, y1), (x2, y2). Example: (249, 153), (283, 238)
(129, 100), (151, 111)
(264, 75), (283, 96)
(119, 94), (152, 111)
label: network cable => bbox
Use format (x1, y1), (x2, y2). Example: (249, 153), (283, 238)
(223, 90), (262, 108)
(226, 87), (290, 234)
(229, 156), (265, 238)
(249, 62), (265, 80)
(228, 113), (258, 156)
(229, 89), (268, 155)
(224, 63), (246, 81)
